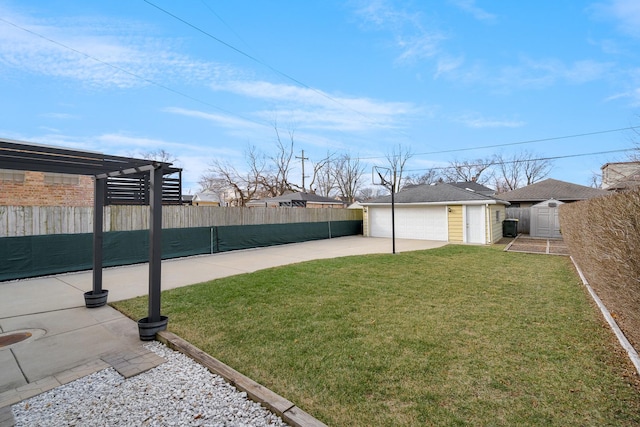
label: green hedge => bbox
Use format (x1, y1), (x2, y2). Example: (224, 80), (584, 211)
(0, 220), (362, 281)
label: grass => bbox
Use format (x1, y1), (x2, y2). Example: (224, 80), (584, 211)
(113, 245), (640, 426)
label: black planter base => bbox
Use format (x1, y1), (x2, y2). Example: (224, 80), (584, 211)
(84, 290), (109, 308)
(137, 316), (168, 341)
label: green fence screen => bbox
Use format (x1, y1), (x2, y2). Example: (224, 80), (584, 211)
(0, 220), (362, 281)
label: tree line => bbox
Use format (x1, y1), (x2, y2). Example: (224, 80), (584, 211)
(195, 134), (552, 206)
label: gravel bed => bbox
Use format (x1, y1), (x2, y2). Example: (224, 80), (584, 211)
(12, 342), (289, 426)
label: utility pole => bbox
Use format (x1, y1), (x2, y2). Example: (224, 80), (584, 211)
(296, 149), (309, 192)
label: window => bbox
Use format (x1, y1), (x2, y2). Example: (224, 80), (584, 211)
(0, 169), (25, 182)
(496, 210), (501, 222)
(44, 173), (80, 185)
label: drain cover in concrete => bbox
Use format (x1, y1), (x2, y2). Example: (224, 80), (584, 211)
(0, 329), (46, 348)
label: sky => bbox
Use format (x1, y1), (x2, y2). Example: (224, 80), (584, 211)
(1, 0), (640, 193)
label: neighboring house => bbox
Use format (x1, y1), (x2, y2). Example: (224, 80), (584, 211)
(246, 192), (346, 208)
(0, 169), (94, 206)
(192, 191), (221, 207)
(181, 194), (194, 205)
(495, 178), (608, 208)
(601, 161), (640, 191)
(361, 182), (510, 245)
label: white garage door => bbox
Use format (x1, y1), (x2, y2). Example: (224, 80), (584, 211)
(369, 206), (448, 241)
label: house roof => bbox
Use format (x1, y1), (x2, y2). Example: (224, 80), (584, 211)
(193, 191), (220, 202)
(246, 192), (345, 207)
(495, 178), (608, 202)
(600, 160), (640, 169)
(259, 192), (344, 204)
(364, 182), (508, 205)
(449, 181), (496, 196)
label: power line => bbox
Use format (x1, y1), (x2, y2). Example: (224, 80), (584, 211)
(199, 0), (256, 56)
(143, 0), (414, 137)
(403, 148), (636, 173)
(359, 126), (640, 160)
(0, 16), (270, 130)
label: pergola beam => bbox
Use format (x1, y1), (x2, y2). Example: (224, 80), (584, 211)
(0, 137), (179, 340)
(95, 164), (159, 179)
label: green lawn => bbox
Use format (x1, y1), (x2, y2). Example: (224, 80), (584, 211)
(113, 245), (640, 426)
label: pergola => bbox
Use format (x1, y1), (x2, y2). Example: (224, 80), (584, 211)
(0, 138), (182, 340)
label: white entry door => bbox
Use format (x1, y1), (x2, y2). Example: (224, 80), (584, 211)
(465, 205), (485, 244)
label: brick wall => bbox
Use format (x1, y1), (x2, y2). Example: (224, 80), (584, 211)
(0, 171), (94, 206)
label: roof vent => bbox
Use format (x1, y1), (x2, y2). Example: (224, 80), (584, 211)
(465, 188), (475, 192)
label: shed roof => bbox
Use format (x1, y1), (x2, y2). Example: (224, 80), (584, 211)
(364, 182), (507, 204)
(495, 178), (608, 202)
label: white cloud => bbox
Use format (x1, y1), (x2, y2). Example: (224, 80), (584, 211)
(164, 107), (265, 132)
(352, 0), (448, 65)
(451, 56), (616, 90)
(448, 0), (497, 22)
(395, 33), (445, 64)
(605, 87), (640, 105)
(40, 112), (79, 120)
(454, 113), (525, 129)
(591, 0), (640, 38)
(94, 133), (232, 158)
(0, 9), (228, 89)
(435, 55), (465, 78)
(210, 80), (419, 132)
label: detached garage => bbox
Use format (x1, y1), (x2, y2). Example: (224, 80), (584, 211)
(362, 183), (510, 245)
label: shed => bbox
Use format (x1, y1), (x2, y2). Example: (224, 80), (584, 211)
(530, 199), (564, 238)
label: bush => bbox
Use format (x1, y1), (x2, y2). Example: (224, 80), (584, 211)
(560, 188), (640, 349)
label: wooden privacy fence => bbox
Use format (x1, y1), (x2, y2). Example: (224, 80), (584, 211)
(505, 207), (531, 234)
(0, 205), (363, 237)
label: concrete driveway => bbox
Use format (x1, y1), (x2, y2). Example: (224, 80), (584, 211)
(0, 236), (446, 409)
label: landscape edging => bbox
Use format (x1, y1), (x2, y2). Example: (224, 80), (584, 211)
(157, 331), (328, 427)
(570, 256), (640, 375)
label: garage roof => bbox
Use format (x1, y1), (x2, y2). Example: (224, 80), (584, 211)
(364, 182), (508, 205)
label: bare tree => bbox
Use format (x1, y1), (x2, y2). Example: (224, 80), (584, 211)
(492, 153), (522, 192)
(357, 186), (388, 201)
(490, 151), (552, 192)
(334, 153), (366, 203)
(522, 152), (552, 186)
(402, 169), (441, 188)
(441, 157), (494, 184)
(306, 152), (334, 195)
(199, 145), (267, 206)
(384, 144), (413, 193)
(262, 126), (296, 197)
(312, 151), (338, 197)
(138, 149), (177, 164)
